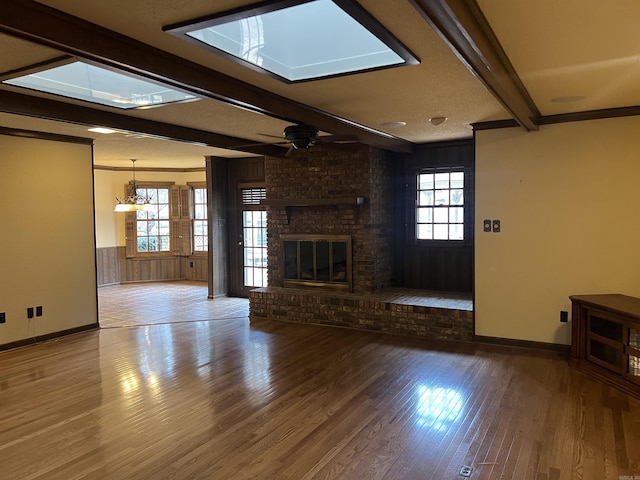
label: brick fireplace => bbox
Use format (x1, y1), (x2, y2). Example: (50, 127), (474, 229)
(249, 145), (473, 342)
(262, 144), (392, 293)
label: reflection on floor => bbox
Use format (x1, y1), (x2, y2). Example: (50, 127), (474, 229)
(1, 308), (638, 479)
(99, 281), (473, 329)
(98, 281), (249, 328)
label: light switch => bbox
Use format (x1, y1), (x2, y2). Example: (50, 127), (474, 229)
(492, 220), (501, 233)
(483, 219), (491, 232)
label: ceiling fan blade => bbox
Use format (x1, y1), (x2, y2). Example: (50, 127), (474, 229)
(230, 140), (291, 149)
(317, 134), (359, 144)
(258, 132), (287, 140)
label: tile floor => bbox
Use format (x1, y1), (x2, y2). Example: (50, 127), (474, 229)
(98, 281), (249, 328)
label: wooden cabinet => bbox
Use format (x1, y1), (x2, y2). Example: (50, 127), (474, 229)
(570, 294), (640, 399)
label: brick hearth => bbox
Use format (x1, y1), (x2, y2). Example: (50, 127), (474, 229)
(250, 287), (473, 341)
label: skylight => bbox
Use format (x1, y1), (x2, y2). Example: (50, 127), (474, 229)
(2, 58), (199, 109)
(164, 0), (418, 83)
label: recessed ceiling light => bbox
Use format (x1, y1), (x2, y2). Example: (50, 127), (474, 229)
(88, 127), (117, 134)
(551, 95), (586, 103)
(381, 121), (406, 128)
(429, 116), (447, 126)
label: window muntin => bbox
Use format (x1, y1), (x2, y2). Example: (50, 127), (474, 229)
(417, 170), (464, 241)
(193, 187), (208, 252)
(136, 187), (171, 253)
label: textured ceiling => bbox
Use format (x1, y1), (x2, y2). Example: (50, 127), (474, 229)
(0, 1), (638, 167)
(477, 0), (640, 116)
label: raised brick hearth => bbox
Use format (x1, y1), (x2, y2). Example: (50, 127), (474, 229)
(249, 145), (473, 341)
(250, 287), (473, 341)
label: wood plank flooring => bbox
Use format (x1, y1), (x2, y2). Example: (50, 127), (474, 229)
(0, 283), (638, 479)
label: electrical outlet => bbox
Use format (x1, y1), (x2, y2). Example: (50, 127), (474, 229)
(27, 307), (34, 319)
(460, 465), (473, 477)
(0, 312), (5, 324)
(560, 311), (568, 323)
(36, 306), (43, 317)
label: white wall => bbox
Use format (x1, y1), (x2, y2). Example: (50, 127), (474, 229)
(0, 134), (97, 345)
(93, 168), (206, 248)
(475, 116), (640, 344)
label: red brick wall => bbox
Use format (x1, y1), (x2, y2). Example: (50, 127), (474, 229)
(264, 145), (392, 294)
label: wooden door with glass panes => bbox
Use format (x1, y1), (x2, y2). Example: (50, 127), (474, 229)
(234, 185), (267, 297)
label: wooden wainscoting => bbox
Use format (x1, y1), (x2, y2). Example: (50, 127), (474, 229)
(120, 256), (183, 283)
(185, 255), (208, 281)
(96, 246), (120, 286)
(97, 247), (209, 284)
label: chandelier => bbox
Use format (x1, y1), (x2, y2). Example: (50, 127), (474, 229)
(114, 159), (153, 212)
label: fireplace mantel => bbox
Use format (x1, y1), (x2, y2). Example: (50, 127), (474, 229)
(261, 197), (365, 207)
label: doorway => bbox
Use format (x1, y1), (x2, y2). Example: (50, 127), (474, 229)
(231, 184), (267, 297)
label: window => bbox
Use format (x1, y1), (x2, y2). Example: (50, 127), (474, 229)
(192, 186), (208, 252)
(416, 170), (464, 241)
(124, 183), (205, 258)
(135, 187), (171, 252)
(164, 0), (418, 83)
(3, 58), (199, 109)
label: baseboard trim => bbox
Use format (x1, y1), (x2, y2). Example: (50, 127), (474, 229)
(208, 293), (229, 300)
(0, 323), (99, 352)
(474, 334), (570, 355)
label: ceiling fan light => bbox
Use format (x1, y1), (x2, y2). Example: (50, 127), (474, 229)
(284, 124), (319, 149)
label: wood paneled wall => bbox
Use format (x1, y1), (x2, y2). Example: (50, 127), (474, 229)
(400, 245), (473, 292)
(119, 250), (183, 283)
(96, 247), (207, 285)
(206, 157), (231, 298)
(185, 255), (208, 282)
(392, 139), (474, 293)
(96, 246), (120, 286)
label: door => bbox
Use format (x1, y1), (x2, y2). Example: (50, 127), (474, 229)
(232, 184), (267, 297)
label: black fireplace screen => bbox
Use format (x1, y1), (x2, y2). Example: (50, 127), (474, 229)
(282, 235), (352, 291)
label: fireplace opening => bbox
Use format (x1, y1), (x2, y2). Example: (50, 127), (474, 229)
(283, 234), (352, 291)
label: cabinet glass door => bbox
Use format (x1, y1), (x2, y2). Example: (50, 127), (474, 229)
(588, 313), (624, 372)
(629, 327), (640, 383)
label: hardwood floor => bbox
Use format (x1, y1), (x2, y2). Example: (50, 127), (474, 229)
(1, 284), (639, 479)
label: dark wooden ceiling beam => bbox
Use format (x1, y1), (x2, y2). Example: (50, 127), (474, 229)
(0, 0), (413, 153)
(410, 0), (539, 131)
(0, 90), (290, 157)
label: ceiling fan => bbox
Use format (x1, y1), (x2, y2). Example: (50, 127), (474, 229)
(234, 123), (360, 156)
